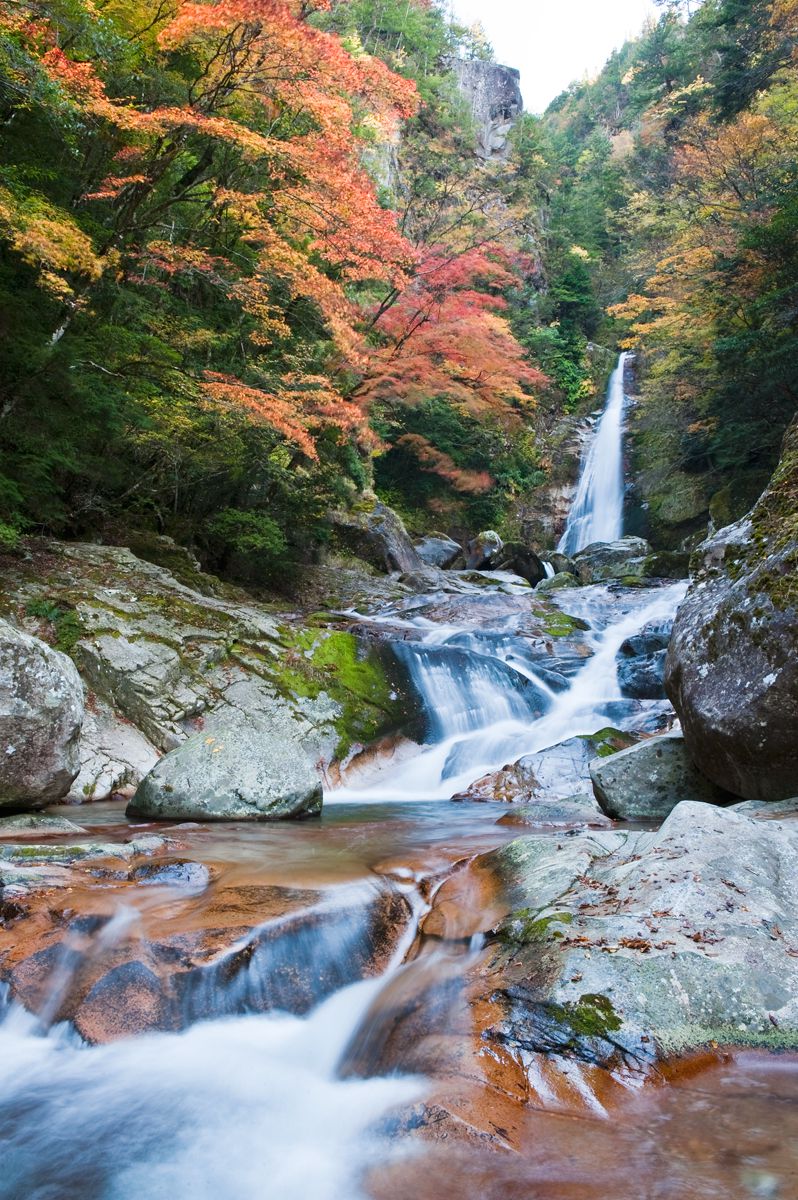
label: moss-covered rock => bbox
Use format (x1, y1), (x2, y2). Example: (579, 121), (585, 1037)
(666, 418), (798, 801)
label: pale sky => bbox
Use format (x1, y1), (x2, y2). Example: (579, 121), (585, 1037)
(450, 0), (661, 113)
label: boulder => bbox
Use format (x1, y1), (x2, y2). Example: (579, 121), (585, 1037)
(468, 802), (798, 1066)
(590, 732), (732, 821)
(572, 536), (652, 584)
(0, 619), (84, 809)
(465, 530), (503, 570)
(492, 542), (547, 587)
(456, 729), (638, 804)
(331, 501), (422, 574)
(413, 533), (462, 570)
(616, 618), (673, 700)
(127, 713), (323, 821)
(495, 792), (612, 830)
(665, 420), (798, 801)
(535, 571), (580, 593)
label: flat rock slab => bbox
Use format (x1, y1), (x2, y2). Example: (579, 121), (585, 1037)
(432, 802), (798, 1070)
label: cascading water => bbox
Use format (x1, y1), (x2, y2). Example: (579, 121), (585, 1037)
(558, 352), (629, 556)
(332, 581), (687, 803)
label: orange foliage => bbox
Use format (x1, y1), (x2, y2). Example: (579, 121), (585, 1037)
(363, 246), (547, 420)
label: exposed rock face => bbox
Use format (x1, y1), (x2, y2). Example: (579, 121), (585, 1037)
(128, 713), (323, 821)
(441, 802), (798, 1070)
(665, 420), (798, 801)
(0, 830), (411, 1040)
(454, 60), (523, 161)
(414, 533), (462, 570)
(590, 733), (732, 821)
(572, 537), (652, 584)
(331, 501), (423, 574)
(0, 540), (419, 804)
(616, 618), (672, 699)
(0, 620), (83, 809)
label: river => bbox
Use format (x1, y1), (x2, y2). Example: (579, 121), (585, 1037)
(0, 358), (796, 1199)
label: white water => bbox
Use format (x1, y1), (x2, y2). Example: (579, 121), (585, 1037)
(0, 979), (421, 1200)
(558, 352), (629, 556)
(332, 581), (686, 803)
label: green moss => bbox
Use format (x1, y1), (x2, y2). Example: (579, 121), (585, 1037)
(24, 600), (85, 656)
(269, 626), (410, 759)
(585, 726), (637, 758)
(532, 608), (589, 637)
(500, 908), (574, 944)
(551, 993), (623, 1039)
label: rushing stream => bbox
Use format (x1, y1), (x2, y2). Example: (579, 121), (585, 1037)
(1, 371), (797, 1197)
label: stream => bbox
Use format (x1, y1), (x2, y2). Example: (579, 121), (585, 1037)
(1, 358), (797, 1199)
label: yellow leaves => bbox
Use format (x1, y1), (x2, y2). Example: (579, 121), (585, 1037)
(0, 185), (104, 299)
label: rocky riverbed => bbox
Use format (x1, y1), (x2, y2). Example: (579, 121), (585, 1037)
(0, 432), (796, 1198)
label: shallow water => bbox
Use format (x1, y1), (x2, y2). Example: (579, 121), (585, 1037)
(3, 576), (798, 1199)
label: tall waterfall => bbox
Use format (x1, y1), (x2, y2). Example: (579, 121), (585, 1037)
(558, 352), (628, 556)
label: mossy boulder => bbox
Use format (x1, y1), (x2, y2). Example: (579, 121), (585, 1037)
(572, 537), (651, 584)
(590, 732), (733, 821)
(666, 418), (798, 801)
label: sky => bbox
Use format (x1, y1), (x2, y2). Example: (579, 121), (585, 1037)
(450, 0), (661, 113)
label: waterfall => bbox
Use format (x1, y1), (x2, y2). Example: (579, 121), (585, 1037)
(558, 352), (628, 556)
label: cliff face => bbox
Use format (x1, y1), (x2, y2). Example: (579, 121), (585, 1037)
(454, 60), (523, 160)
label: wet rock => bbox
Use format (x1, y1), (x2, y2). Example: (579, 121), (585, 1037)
(492, 543), (547, 587)
(535, 571), (580, 593)
(414, 534), (462, 570)
(0, 813), (87, 838)
(331, 500), (422, 574)
(458, 729), (638, 804)
(495, 793), (612, 830)
(590, 732), (732, 821)
(616, 619), (672, 700)
(643, 550), (691, 579)
(128, 712), (323, 821)
(77, 961), (177, 1041)
(572, 537), (652, 584)
(0, 619), (84, 810)
(665, 421), (798, 801)
(461, 802), (798, 1068)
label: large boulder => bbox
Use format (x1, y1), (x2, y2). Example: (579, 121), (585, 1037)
(331, 501), (422, 574)
(0, 620), (83, 809)
(465, 530), (503, 570)
(413, 533), (462, 570)
(439, 802), (798, 1069)
(127, 713), (323, 821)
(492, 542), (547, 587)
(665, 419), (798, 801)
(572, 536), (651, 584)
(590, 732), (732, 821)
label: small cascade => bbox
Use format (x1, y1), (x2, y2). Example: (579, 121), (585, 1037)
(333, 581), (687, 803)
(391, 640), (550, 741)
(542, 561), (556, 579)
(558, 352), (629, 556)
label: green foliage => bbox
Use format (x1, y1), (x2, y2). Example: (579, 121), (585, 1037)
(24, 599), (84, 655)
